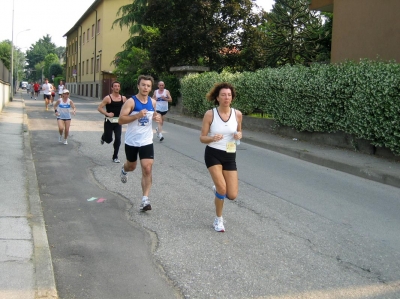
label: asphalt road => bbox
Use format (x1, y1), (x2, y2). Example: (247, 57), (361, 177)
(25, 95), (400, 299)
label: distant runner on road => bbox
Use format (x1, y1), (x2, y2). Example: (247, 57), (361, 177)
(54, 89), (76, 145)
(97, 81), (127, 163)
(152, 80), (172, 142)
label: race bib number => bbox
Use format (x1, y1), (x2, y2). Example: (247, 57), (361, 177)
(107, 117), (119, 123)
(226, 142), (236, 153)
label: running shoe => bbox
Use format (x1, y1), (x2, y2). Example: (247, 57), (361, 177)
(159, 133), (164, 142)
(155, 127), (160, 138)
(120, 166), (127, 183)
(213, 217), (225, 232)
(113, 158), (120, 163)
(140, 199), (152, 211)
(100, 137), (104, 145)
(63, 139), (68, 145)
(58, 135), (62, 143)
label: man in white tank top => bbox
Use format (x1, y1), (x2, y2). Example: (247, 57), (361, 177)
(152, 81), (172, 141)
(118, 75), (161, 211)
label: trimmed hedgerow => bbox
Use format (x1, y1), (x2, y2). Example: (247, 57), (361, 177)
(180, 59), (400, 154)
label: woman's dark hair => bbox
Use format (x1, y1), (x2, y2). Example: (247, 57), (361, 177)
(206, 82), (236, 106)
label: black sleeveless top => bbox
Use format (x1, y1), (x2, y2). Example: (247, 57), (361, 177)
(105, 94), (123, 117)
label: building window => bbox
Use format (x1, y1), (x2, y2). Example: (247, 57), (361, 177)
(82, 61), (84, 75)
(97, 19), (101, 34)
(86, 59), (89, 74)
(92, 24), (94, 38)
(96, 55), (101, 73)
(91, 58), (94, 74)
(83, 32), (85, 44)
(87, 29), (89, 42)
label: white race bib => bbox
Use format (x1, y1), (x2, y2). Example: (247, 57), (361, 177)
(226, 142), (236, 153)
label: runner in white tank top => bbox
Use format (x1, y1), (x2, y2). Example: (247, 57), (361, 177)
(152, 81), (172, 141)
(53, 89), (76, 145)
(200, 82), (243, 232)
(118, 75), (161, 212)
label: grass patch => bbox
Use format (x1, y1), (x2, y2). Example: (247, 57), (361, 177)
(249, 113), (273, 119)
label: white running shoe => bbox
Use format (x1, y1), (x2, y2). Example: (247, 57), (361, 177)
(58, 135), (62, 142)
(63, 139), (68, 145)
(113, 158), (120, 163)
(155, 127), (159, 138)
(120, 166), (127, 183)
(213, 217), (225, 232)
(140, 199), (152, 211)
(159, 133), (164, 142)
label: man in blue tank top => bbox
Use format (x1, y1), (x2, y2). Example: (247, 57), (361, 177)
(97, 81), (127, 163)
(118, 75), (161, 211)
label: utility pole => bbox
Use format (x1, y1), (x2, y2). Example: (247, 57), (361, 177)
(10, 0), (14, 101)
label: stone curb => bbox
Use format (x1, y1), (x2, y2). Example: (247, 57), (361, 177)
(23, 102), (58, 299)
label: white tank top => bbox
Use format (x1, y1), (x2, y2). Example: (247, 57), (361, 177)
(155, 89), (169, 112)
(58, 98), (72, 120)
(208, 108), (238, 151)
(125, 96), (155, 147)
(42, 83), (53, 95)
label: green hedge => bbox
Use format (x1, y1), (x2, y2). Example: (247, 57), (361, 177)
(180, 60), (400, 154)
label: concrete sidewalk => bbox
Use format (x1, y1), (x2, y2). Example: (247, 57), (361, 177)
(0, 93), (57, 298)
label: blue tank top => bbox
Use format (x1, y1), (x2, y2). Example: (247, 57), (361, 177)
(125, 96), (155, 147)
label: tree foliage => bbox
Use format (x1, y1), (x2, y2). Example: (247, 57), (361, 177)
(264, 0), (331, 66)
(113, 46), (156, 95)
(26, 35), (57, 73)
(0, 40), (12, 70)
(113, 0), (266, 73)
(112, 0), (333, 98)
(49, 63), (63, 79)
(0, 40), (26, 81)
(43, 53), (59, 80)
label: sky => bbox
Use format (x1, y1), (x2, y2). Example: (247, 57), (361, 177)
(0, 0), (275, 52)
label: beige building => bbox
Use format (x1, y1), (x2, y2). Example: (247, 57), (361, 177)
(309, 0), (400, 64)
(63, 0), (131, 99)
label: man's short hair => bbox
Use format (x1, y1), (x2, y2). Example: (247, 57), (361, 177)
(137, 75), (154, 87)
(111, 81), (120, 87)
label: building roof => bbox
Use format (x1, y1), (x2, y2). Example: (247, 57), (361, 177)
(309, 0), (334, 12)
(63, 0), (102, 37)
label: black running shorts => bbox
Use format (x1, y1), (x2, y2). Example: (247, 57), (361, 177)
(204, 145), (237, 170)
(125, 143), (154, 162)
(156, 110), (168, 116)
